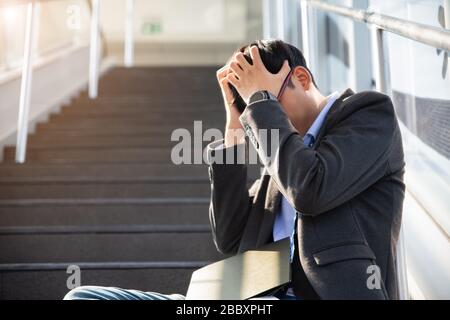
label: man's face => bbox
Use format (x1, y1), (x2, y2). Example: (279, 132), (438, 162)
(277, 69), (315, 132)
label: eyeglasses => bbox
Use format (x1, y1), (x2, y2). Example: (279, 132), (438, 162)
(277, 68), (294, 101)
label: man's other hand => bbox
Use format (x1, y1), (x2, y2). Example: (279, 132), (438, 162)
(216, 64), (235, 109)
(216, 65), (245, 147)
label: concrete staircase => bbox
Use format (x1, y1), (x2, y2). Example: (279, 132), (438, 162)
(0, 66), (237, 299)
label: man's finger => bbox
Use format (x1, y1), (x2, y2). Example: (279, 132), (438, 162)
(235, 52), (251, 69)
(219, 77), (234, 104)
(226, 73), (240, 88)
(216, 64), (230, 80)
(249, 46), (263, 67)
(219, 77), (229, 86)
(229, 61), (244, 78)
(279, 60), (291, 77)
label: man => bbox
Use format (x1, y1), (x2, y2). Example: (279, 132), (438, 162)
(64, 39), (404, 300)
(208, 39), (405, 300)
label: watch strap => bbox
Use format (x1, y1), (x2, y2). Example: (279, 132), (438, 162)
(249, 90), (278, 104)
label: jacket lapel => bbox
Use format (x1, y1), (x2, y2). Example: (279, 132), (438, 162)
(256, 174), (282, 246)
(314, 88), (354, 147)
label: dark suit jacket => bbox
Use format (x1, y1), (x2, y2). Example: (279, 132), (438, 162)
(207, 89), (405, 300)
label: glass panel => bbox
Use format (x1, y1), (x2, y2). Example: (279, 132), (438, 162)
(324, 11), (351, 93)
(381, 1), (450, 160)
(37, 0), (90, 55)
(0, 4), (27, 71)
(381, 1), (450, 237)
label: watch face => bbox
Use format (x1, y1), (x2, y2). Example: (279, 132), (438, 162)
(250, 91), (266, 104)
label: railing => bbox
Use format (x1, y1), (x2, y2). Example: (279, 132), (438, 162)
(88, 0), (100, 99)
(14, 1), (36, 163)
(300, 0), (450, 300)
(3, 0), (136, 163)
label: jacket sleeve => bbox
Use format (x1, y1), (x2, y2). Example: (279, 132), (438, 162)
(239, 92), (396, 216)
(207, 140), (259, 254)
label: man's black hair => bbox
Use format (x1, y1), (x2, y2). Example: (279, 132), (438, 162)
(228, 39), (317, 112)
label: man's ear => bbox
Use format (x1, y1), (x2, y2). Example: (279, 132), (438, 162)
(293, 66), (312, 91)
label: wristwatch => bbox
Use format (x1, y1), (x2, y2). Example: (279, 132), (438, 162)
(248, 90), (278, 104)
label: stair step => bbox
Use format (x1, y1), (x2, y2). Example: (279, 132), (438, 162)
(68, 97), (221, 109)
(35, 122), (221, 135)
(48, 113), (224, 128)
(25, 136), (213, 148)
(0, 203), (209, 227)
(0, 197), (209, 206)
(97, 88), (219, 96)
(0, 180), (210, 199)
(97, 79), (218, 91)
(0, 224), (211, 234)
(101, 65), (218, 78)
(65, 98), (222, 106)
(0, 263), (203, 299)
(0, 232), (222, 263)
(36, 121), (222, 130)
(51, 112), (223, 122)
(32, 131), (199, 141)
(97, 82), (219, 95)
(59, 105), (224, 117)
(103, 65), (218, 73)
(2, 147), (195, 164)
(0, 163), (208, 179)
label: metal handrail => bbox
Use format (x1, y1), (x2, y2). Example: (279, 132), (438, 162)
(305, 0), (450, 52)
(7, 0), (113, 162)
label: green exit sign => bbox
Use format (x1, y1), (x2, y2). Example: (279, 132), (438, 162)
(142, 22), (163, 35)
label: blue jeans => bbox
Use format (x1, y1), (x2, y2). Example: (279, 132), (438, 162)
(64, 286), (298, 300)
(64, 286), (186, 300)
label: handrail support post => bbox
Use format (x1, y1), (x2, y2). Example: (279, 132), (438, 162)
(15, 0), (37, 164)
(124, 0), (135, 67)
(89, 0), (101, 99)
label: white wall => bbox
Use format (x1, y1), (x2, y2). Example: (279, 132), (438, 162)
(100, 0), (247, 43)
(0, 45), (90, 160)
(0, 0), (90, 72)
(100, 0), (261, 66)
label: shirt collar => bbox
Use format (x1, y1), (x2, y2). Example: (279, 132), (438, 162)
(303, 91), (339, 143)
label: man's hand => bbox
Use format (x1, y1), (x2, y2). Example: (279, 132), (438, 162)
(216, 64), (235, 109)
(216, 64), (245, 147)
(227, 46), (291, 103)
